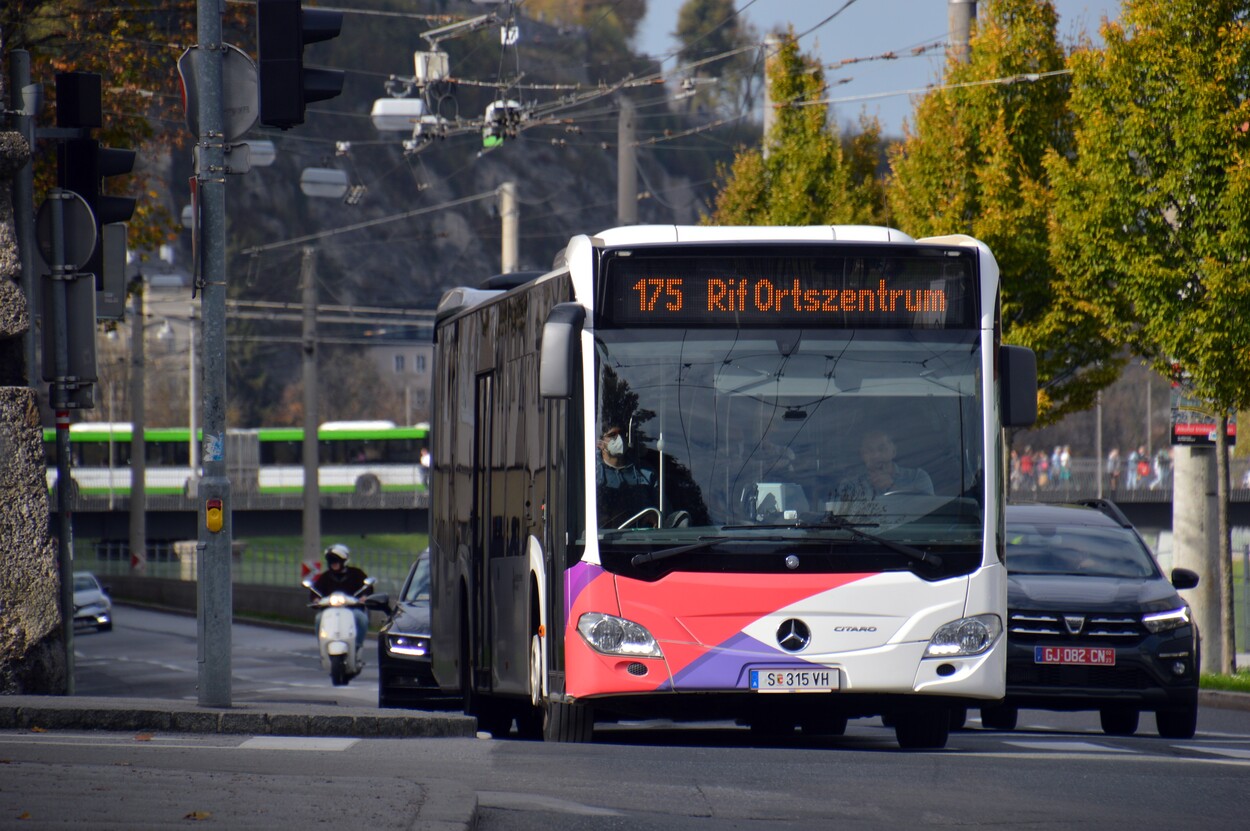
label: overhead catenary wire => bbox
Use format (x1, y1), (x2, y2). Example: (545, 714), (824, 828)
(239, 190), (500, 256)
(784, 68), (1074, 109)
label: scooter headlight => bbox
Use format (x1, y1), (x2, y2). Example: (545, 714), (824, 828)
(328, 594), (350, 607)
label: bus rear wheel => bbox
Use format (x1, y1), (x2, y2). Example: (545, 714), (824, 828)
(355, 474), (381, 499)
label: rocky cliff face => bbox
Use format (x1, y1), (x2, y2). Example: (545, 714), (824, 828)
(0, 82), (65, 694)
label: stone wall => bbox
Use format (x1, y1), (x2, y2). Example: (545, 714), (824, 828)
(0, 72), (66, 693)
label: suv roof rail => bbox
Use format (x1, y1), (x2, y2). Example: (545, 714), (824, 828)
(1073, 498), (1133, 528)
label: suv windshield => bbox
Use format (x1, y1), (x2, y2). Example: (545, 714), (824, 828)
(1005, 521), (1161, 579)
(402, 556), (431, 602)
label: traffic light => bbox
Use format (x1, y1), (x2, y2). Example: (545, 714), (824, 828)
(57, 137), (137, 288)
(55, 72), (137, 292)
(257, 0), (345, 130)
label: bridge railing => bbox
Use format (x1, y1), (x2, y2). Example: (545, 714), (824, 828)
(51, 489), (430, 512)
(80, 541), (423, 600)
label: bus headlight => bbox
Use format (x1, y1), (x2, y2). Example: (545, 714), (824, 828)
(925, 614), (1002, 657)
(577, 612), (663, 658)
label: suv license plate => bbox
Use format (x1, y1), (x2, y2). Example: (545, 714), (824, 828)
(750, 668), (839, 692)
(1034, 646), (1115, 666)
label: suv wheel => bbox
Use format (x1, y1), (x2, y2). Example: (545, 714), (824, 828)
(980, 704), (1018, 731)
(1100, 707), (1139, 736)
(1155, 703), (1197, 739)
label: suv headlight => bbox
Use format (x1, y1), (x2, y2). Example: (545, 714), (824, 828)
(386, 634), (429, 657)
(1143, 606), (1191, 633)
(577, 612), (663, 658)
(925, 614), (1002, 657)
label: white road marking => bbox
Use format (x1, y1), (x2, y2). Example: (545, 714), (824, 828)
(1183, 746), (1250, 760)
(1003, 740), (1132, 753)
(238, 736), (359, 751)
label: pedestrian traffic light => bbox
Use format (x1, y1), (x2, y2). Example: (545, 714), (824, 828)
(257, 0), (345, 130)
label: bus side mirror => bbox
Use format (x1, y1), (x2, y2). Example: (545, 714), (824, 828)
(540, 303), (586, 399)
(1000, 345), (1038, 428)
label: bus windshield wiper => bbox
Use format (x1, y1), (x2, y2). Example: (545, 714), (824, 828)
(808, 514), (943, 567)
(630, 535), (790, 567)
(732, 517), (942, 567)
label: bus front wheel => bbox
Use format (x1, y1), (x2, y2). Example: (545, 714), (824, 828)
(544, 699), (594, 743)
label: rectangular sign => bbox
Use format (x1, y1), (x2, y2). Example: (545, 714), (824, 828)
(600, 246), (977, 329)
(1034, 646), (1115, 666)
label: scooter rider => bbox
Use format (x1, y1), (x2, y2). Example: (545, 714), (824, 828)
(310, 543), (373, 650)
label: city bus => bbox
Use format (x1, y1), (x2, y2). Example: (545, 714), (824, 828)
(45, 421), (429, 498)
(429, 225), (1037, 748)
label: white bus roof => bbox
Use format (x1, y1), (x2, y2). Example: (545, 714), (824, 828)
(592, 225), (918, 246)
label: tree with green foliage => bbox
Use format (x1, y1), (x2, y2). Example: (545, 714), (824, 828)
(707, 33), (885, 226)
(888, 0), (1121, 427)
(2, 1), (249, 257)
(1047, 0), (1250, 673)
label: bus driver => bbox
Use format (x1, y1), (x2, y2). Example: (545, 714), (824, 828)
(595, 425), (657, 527)
(836, 428), (934, 502)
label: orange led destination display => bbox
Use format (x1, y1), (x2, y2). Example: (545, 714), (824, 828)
(602, 250), (975, 328)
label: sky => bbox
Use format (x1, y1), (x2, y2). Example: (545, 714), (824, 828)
(635, 0), (1122, 135)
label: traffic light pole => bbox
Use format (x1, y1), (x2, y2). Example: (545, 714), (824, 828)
(47, 191), (77, 695)
(195, 0), (233, 708)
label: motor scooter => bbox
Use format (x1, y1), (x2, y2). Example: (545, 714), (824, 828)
(302, 576), (389, 686)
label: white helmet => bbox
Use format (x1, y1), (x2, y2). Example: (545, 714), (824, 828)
(324, 543), (351, 567)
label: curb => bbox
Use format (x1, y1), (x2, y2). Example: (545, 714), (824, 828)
(1198, 689), (1250, 712)
(0, 695), (476, 738)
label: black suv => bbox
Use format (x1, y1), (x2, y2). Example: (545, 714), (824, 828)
(982, 502), (1200, 738)
(377, 550), (439, 708)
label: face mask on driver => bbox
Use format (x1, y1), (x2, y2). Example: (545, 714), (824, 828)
(606, 435), (625, 456)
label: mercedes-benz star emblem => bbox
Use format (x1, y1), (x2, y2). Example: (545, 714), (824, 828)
(776, 618), (811, 652)
(784, 554), (800, 570)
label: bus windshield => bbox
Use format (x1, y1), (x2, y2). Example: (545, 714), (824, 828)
(592, 327), (984, 545)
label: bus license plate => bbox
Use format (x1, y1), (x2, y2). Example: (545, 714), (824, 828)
(750, 668), (839, 692)
(1034, 646), (1115, 666)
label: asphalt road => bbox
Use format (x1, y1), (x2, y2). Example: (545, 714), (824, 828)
(73, 603), (384, 707)
(4, 605), (1247, 830)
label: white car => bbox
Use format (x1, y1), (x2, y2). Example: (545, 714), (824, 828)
(72, 572), (113, 632)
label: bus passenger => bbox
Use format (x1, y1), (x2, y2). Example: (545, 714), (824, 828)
(595, 425), (657, 527)
(836, 428), (934, 502)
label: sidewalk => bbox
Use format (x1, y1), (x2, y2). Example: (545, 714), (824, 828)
(0, 693), (476, 737)
(0, 695), (480, 831)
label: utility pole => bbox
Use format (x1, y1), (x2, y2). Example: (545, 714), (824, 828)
(8, 50), (38, 387)
(1173, 446), (1221, 674)
(499, 181), (518, 273)
(762, 35), (781, 158)
(1095, 390), (1103, 499)
(128, 282), (146, 572)
(195, 0), (232, 708)
(948, 0), (977, 65)
(301, 246), (320, 569)
(616, 97), (637, 226)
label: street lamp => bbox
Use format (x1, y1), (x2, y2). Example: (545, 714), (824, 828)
(299, 167), (349, 199)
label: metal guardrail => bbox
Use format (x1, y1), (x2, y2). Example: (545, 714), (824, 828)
(51, 489), (430, 512)
(80, 542), (422, 600)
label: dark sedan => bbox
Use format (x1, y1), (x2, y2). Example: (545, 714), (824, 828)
(377, 550), (440, 708)
(981, 501), (1200, 738)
